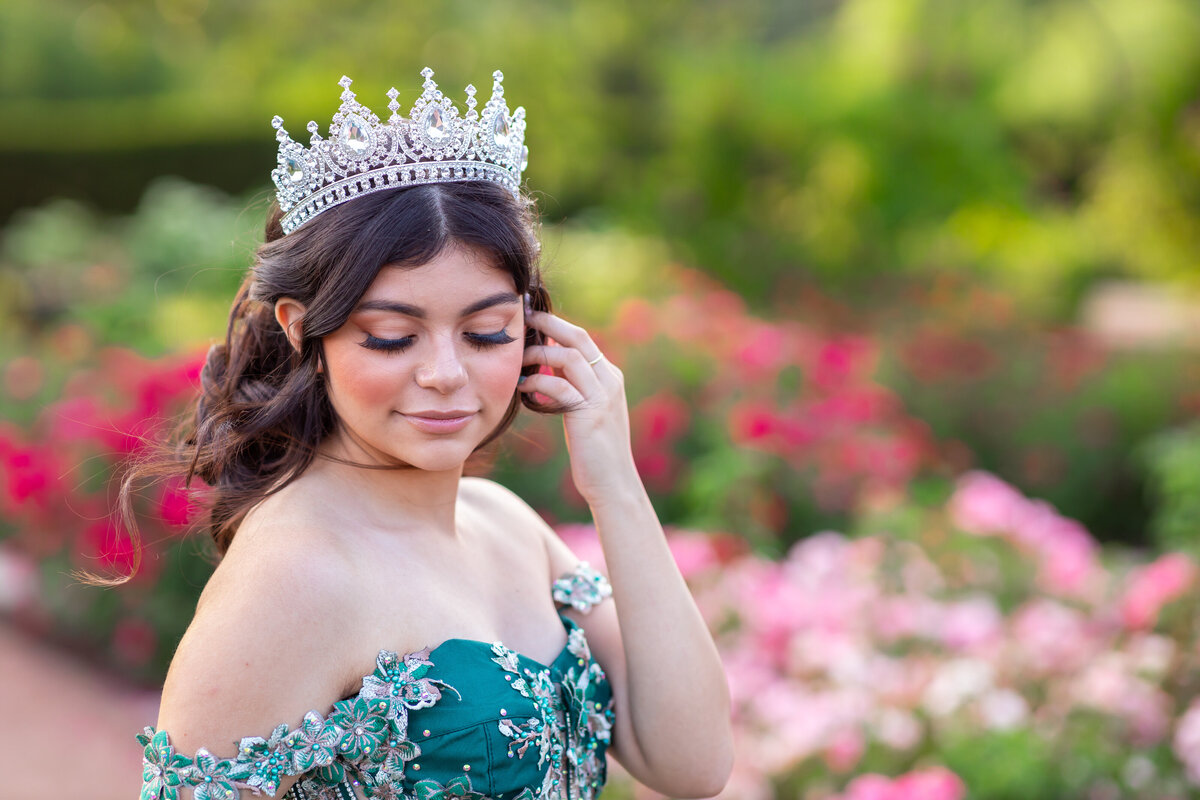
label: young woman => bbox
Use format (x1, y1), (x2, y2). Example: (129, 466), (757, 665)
(135, 70), (732, 800)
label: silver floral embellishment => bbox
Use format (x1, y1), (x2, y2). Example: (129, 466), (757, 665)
(362, 648), (458, 723)
(284, 710), (341, 772)
(237, 723), (294, 796)
(552, 562), (612, 613)
(188, 748), (240, 800)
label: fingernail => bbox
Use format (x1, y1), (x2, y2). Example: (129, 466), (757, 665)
(523, 292), (533, 316)
(517, 374), (527, 385)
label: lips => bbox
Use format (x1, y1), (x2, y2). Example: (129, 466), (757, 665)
(401, 410), (477, 434)
(407, 410), (476, 419)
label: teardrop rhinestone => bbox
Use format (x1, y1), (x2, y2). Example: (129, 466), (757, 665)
(423, 106), (447, 142)
(520, 146), (529, 172)
(493, 114), (510, 147)
(343, 114), (370, 153)
(285, 156), (305, 183)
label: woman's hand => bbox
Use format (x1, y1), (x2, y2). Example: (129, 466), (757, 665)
(519, 309), (638, 505)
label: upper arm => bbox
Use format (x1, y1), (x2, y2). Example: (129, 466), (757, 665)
(153, 525), (358, 798)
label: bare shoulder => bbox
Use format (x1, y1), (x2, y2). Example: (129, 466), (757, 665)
(458, 479), (552, 534)
(458, 477), (582, 576)
(156, 487), (362, 765)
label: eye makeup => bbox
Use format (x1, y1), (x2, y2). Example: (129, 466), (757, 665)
(359, 330), (517, 353)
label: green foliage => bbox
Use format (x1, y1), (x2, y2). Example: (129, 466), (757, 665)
(0, 177), (257, 359)
(1142, 424), (1200, 558)
(3, 0), (1199, 306)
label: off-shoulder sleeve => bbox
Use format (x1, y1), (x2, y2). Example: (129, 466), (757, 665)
(551, 561), (613, 613)
(138, 648), (448, 799)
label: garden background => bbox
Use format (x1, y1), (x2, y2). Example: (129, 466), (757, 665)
(3, 0), (1200, 798)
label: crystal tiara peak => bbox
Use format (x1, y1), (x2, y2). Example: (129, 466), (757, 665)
(270, 68), (528, 235)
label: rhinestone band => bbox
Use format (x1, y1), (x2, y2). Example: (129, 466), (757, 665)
(271, 68), (528, 235)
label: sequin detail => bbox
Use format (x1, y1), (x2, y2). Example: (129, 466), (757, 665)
(137, 564), (614, 800)
(492, 622), (614, 800)
(551, 562), (612, 613)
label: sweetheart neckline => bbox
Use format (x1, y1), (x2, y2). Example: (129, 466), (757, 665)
(423, 612), (578, 671)
(345, 614), (583, 700)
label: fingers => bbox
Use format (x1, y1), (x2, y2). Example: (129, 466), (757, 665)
(525, 310), (603, 361)
(523, 344), (604, 395)
(517, 372), (585, 408)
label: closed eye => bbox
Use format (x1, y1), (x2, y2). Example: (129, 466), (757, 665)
(360, 331), (517, 353)
(465, 331), (518, 350)
(360, 334), (415, 352)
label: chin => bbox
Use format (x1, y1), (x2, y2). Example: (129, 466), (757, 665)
(399, 449), (476, 473)
(389, 432), (491, 473)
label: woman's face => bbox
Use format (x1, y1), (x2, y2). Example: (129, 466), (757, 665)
(316, 243), (525, 472)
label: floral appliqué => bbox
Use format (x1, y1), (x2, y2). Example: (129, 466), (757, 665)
(494, 564), (616, 800)
(138, 563), (614, 800)
(551, 562), (612, 613)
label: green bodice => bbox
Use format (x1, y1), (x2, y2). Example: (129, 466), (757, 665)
(138, 562), (615, 800)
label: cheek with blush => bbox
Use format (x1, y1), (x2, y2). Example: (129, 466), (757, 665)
(323, 339), (406, 416)
(475, 341), (526, 410)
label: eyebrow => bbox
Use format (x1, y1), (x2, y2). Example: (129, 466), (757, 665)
(355, 291), (520, 318)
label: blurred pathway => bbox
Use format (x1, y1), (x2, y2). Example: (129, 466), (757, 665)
(0, 621), (159, 800)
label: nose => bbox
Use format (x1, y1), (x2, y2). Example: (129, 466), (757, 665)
(414, 333), (468, 394)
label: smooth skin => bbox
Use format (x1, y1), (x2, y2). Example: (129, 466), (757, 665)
(154, 243), (733, 799)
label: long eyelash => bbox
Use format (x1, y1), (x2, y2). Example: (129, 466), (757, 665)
(360, 332), (516, 353)
(465, 331), (518, 350)
(360, 334), (415, 353)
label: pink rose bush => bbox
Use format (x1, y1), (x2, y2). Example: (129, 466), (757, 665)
(561, 472), (1200, 799)
(3, 262), (1200, 797)
(496, 267), (936, 541)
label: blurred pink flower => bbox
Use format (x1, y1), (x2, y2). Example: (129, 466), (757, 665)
(735, 323), (792, 380)
(831, 767), (964, 800)
(1173, 699), (1200, 785)
(728, 401), (779, 446)
(949, 471), (1027, 534)
(554, 523), (606, 572)
(939, 595), (1003, 651)
(812, 336), (876, 392)
(823, 727), (866, 773)
(1120, 553), (1198, 630)
(666, 531), (720, 579)
(890, 766), (967, 800)
(837, 773), (895, 800)
(1010, 599), (1095, 676)
(632, 392), (690, 446)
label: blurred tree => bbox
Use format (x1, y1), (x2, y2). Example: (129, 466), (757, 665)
(3, 0), (1198, 307)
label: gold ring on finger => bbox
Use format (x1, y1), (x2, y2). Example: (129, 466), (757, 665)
(586, 353), (605, 366)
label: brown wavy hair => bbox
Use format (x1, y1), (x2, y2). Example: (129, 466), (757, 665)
(104, 181), (557, 581)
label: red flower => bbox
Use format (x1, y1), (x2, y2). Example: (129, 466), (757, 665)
(157, 477), (200, 529)
(78, 520), (138, 576)
(728, 402), (778, 447)
(632, 392), (690, 446)
(812, 336), (876, 392)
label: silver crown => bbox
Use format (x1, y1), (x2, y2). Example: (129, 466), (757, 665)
(271, 68), (528, 235)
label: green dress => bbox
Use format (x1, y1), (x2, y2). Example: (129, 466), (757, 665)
(138, 562), (615, 800)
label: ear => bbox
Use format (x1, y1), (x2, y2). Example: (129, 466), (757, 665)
(274, 297), (307, 354)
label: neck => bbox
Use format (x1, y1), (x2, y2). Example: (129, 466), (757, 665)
(308, 434), (465, 539)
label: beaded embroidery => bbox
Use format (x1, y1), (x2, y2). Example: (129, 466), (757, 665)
(551, 562), (612, 613)
(138, 563), (614, 800)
